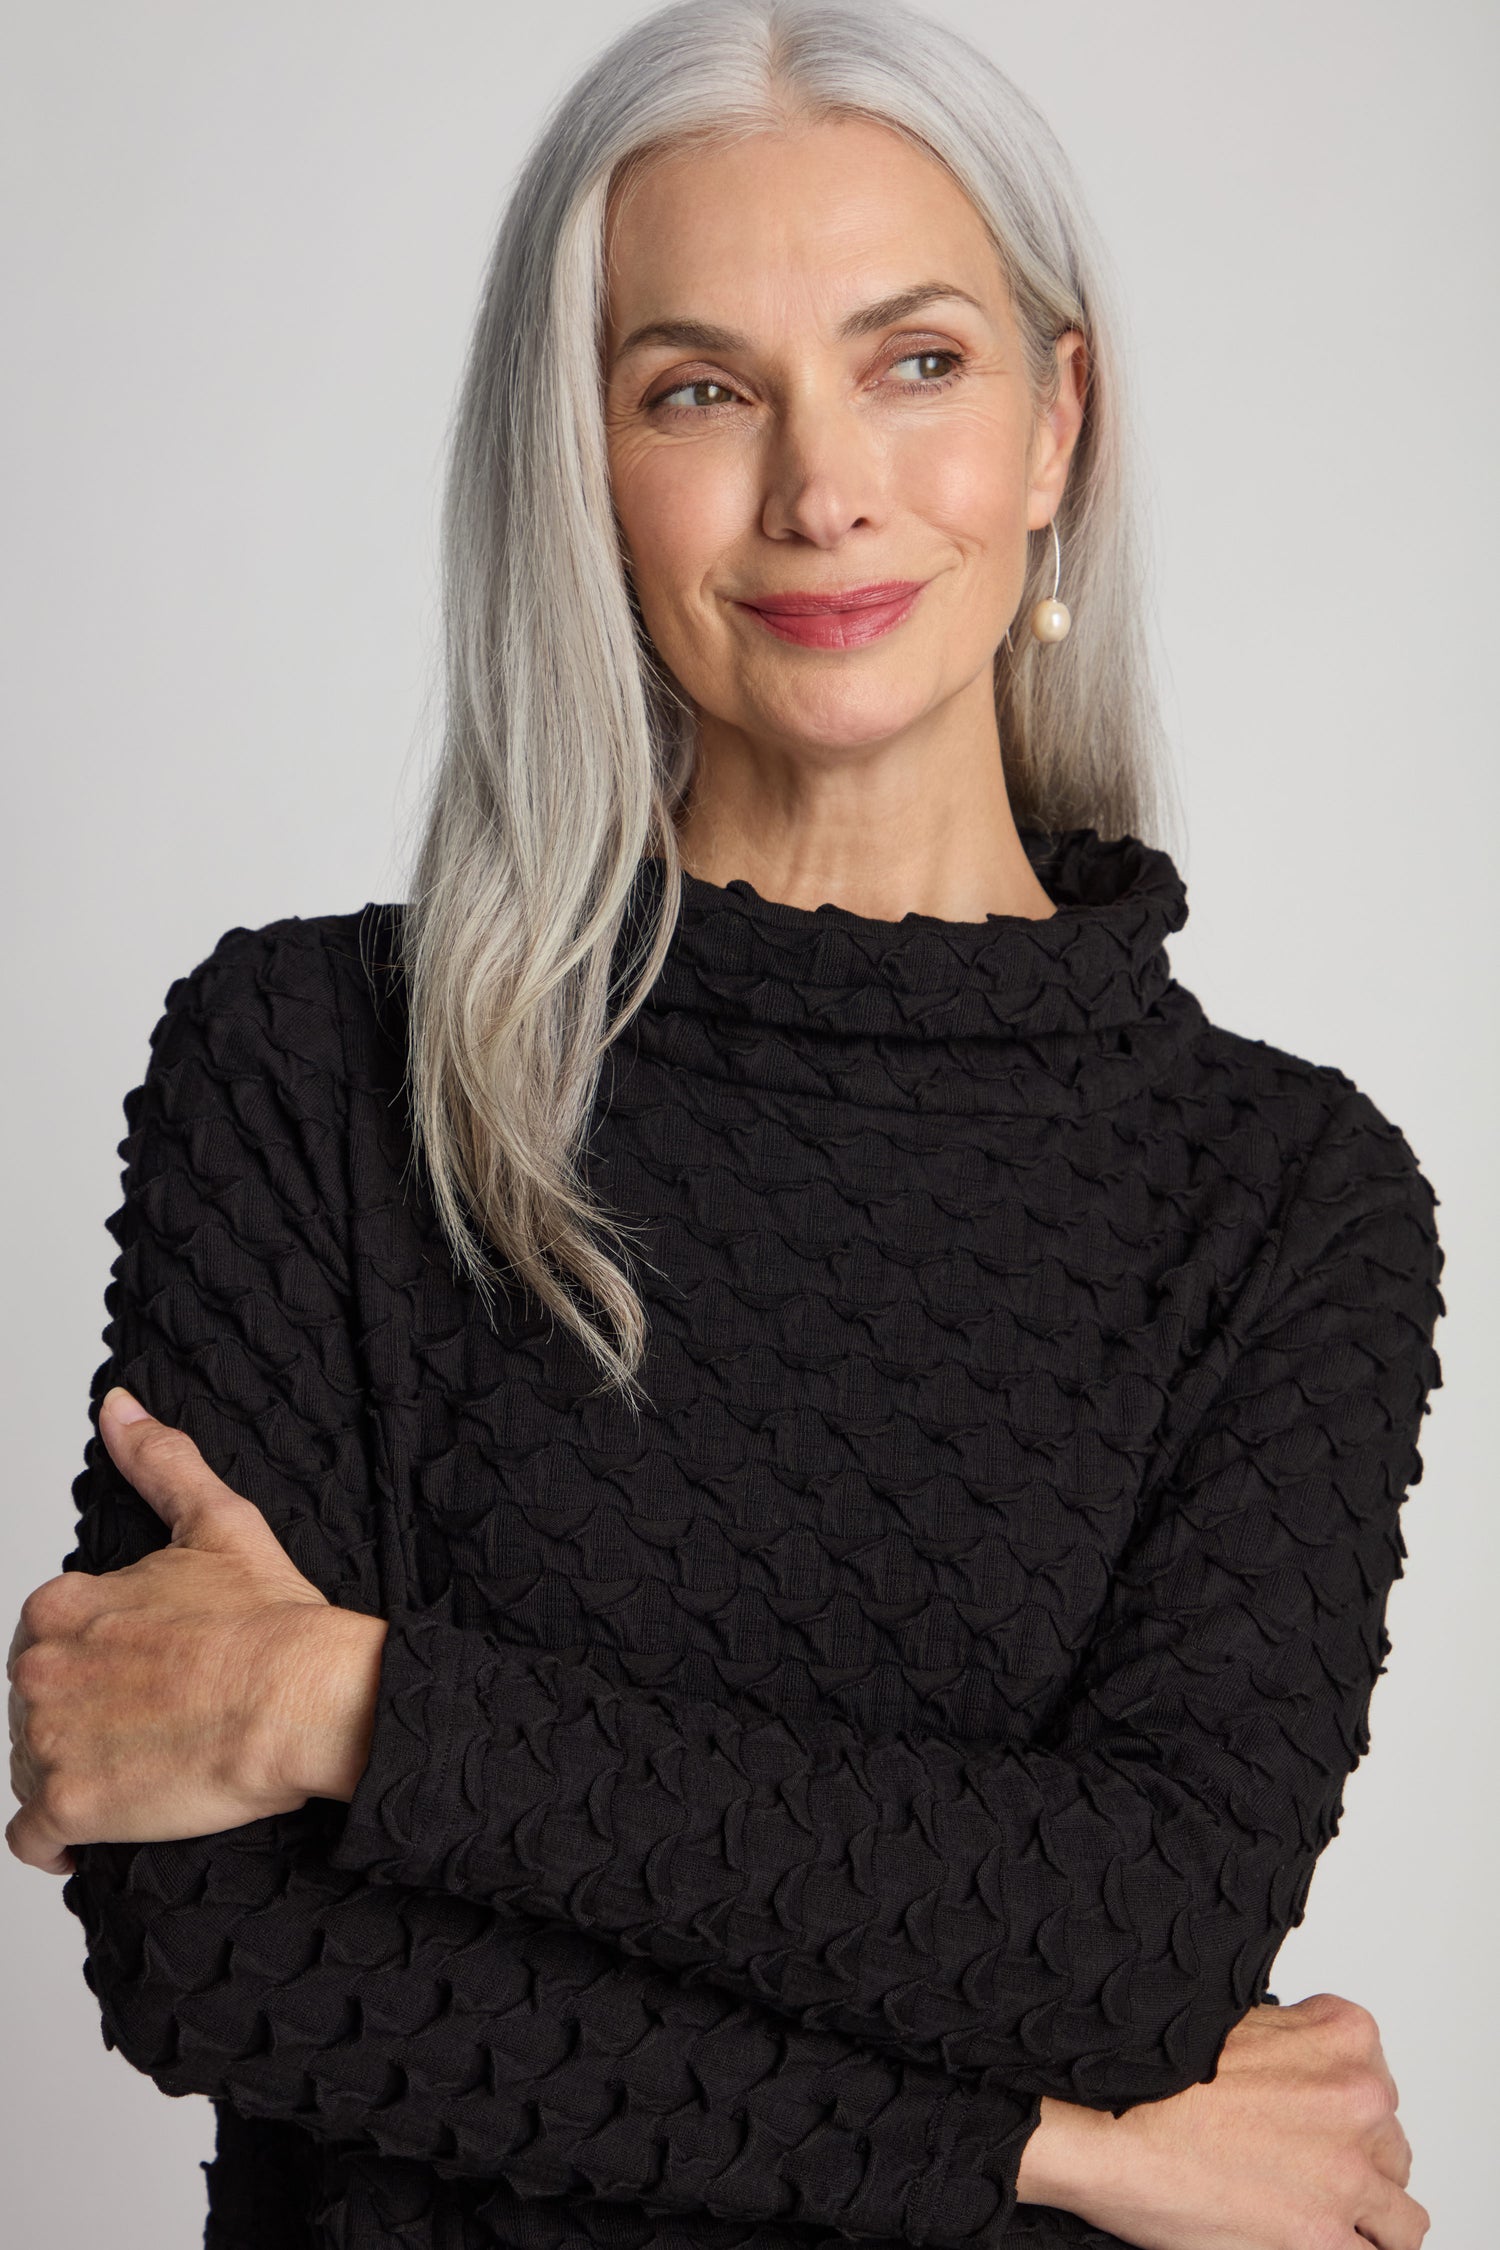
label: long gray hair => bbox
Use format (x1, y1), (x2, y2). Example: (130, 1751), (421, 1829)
(399, 0), (1172, 1405)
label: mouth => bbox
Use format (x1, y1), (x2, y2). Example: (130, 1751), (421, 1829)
(733, 579), (928, 649)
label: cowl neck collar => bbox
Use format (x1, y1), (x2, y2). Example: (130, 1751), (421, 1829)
(617, 827), (1207, 1119)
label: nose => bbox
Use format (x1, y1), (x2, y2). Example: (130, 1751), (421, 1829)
(758, 391), (890, 548)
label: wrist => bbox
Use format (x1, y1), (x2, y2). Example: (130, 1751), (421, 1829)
(266, 1605), (389, 1806)
(1014, 2096), (1122, 2214)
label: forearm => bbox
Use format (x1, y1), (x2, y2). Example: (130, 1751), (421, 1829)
(266, 1616), (1137, 2235)
(63, 1811), (1042, 2250)
(323, 1606), (1287, 2102)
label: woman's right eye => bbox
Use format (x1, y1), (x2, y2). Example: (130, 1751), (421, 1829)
(650, 378), (739, 413)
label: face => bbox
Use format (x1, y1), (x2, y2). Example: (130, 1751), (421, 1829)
(602, 114), (1085, 766)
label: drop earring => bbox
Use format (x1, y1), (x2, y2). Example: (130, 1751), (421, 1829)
(1029, 519), (1072, 644)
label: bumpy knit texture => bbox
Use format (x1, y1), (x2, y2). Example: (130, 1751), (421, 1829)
(58, 828), (1445, 2250)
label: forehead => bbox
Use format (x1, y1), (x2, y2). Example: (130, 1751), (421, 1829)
(602, 114), (1009, 340)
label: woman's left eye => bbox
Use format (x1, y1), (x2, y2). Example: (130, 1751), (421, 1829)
(888, 349), (962, 385)
(652, 379), (739, 412)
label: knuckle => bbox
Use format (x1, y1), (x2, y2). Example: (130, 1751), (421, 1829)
(9, 1641), (53, 1702)
(75, 1603), (126, 1649)
(24, 1708), (66, 1766)
(1313, 1991), (1378, 2051)
(40, 1773), (91, 1838)
(17, 1574), (94, 1648)
(1343, 2063), (1394, 2127)
(17, 1583), (57, 1641)
(138, 1423), (191, 1470)
(1347, 2000), (1380, 2051)
(45, 1571), (92, 1619)
(1294, 1988), (1344, 2028)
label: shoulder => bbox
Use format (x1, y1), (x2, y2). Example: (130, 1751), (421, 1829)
(1185, 1018), (1443, 1319)
(117, 905), (411, 1252)
(147, 902), (409, 1086)
(1192, 1017), (1437, 1206)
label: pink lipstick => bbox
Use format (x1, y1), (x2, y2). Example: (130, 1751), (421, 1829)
(734, 579), (926, 649)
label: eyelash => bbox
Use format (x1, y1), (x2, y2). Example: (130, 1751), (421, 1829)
(645, 346), (967, 417)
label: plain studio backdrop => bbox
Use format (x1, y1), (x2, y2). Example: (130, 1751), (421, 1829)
(3, 2), (1495, 2240)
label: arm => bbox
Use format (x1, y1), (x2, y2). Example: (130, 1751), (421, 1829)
(67, 1809), (1038, 2246)
(323, 1085), (1445, 2110)
(52, 925), (1039, 2249)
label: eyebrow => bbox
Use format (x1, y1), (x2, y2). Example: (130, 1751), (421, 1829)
(609, 281), (991, 368)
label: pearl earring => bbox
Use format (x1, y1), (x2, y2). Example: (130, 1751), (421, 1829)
(1029, 519), (1072, 644)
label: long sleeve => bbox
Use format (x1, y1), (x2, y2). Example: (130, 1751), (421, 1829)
(56, 925), (1040, 2250)
(325, 1085), (1445, 2111)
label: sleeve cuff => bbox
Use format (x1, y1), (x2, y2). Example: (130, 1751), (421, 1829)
(907, 2074), (1045, 2246)
(325, 1610), (483, 1888)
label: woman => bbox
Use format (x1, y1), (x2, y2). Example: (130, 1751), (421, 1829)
(6, 2), (1443, 2246)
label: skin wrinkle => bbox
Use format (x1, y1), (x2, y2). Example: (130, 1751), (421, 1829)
(600, 116), (1084, 928)
(610, 281), (997, 367)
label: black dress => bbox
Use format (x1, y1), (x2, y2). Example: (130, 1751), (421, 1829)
(59, 827), (1445, 2250)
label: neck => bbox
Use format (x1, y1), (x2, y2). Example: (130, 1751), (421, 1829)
(675, 676), (1056, 925)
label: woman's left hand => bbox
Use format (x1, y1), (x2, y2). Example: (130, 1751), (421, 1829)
(6, 1387), (387, 1876)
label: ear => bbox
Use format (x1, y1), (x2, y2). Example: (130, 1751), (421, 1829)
(1026, 330), (1088, 530)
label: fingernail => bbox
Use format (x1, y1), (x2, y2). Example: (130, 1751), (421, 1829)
(103, 1386), (149, 1425)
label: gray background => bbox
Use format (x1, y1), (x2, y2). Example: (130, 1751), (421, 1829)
(4, 2), (1495, 2240)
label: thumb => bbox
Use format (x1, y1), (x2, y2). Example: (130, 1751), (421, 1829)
(98, 1386), (256, 1549)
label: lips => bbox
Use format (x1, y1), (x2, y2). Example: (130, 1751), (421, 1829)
(735, 579), (927, 649)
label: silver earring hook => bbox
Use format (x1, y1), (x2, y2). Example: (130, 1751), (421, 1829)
(1003, 521), (1062, 653)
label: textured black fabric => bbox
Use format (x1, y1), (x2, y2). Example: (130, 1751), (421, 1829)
(57, 827), (1444, 2250)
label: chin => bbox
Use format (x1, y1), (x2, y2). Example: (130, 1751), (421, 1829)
(738, 680), (941, 757)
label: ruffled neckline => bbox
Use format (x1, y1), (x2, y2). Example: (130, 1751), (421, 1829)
(616, 826), (1208, 1119)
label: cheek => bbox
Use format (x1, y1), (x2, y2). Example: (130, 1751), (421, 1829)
(610, 442), (749, 626)
(899, 415), (1027, 568)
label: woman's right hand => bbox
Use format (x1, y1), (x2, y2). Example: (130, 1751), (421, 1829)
(1013, 1991), (1429, 2250)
